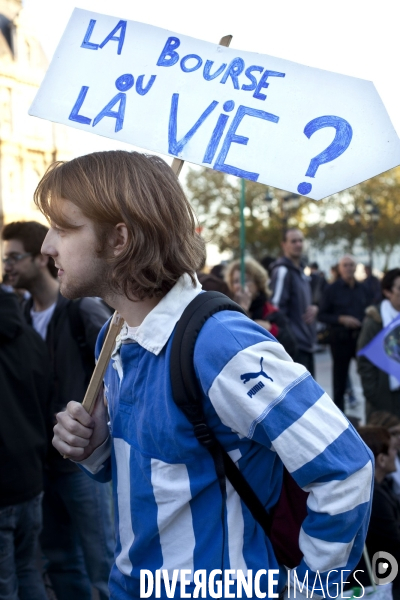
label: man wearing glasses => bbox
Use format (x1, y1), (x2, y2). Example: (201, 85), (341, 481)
(2, 221), (114, 600)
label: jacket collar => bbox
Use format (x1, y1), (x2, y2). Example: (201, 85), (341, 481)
(337, 277), (360, 288)
(118, 273), (202, 356)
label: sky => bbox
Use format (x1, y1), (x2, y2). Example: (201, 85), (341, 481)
(21, 0), (400, 263)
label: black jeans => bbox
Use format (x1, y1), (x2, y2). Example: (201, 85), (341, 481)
(0, 493), (47, 600)
(41, 470), (114, 600)
(330, 335), (358, 412)
(295, 349), (315, 377)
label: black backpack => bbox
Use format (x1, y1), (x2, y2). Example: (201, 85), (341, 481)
(170, 291), (308, 568)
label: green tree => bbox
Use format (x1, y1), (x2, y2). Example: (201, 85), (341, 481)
(186, 164), (400, 267)
(185, 167), (306, 260)
(304, 167), (400, 267)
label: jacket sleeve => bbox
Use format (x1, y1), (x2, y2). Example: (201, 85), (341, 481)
(195, 312), (373, 597)
(318, 284), (340, 325)
(368, 486), (400, 548)
(356, 316), (381, 406)
(76, 436), (112, 483)
(73, 320), (114, 482)
(270, 266), (291, 316)
(269, 310), (298, 359)
(0, 290), (23, 341)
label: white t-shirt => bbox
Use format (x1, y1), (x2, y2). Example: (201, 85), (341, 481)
(31, 302), (57, 340)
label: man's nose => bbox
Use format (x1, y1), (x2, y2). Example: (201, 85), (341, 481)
(41, 230), (56, 257)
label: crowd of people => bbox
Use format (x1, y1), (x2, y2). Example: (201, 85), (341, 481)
(0, 151), (397, 599)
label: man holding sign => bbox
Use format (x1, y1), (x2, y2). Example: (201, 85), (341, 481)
(40, 150), (373, 599)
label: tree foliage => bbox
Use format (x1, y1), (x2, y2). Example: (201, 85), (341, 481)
(185, 167), (306, 259)
(186, 165), (400, 267)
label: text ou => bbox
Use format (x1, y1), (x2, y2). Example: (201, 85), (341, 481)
(68, 73), (156, 132)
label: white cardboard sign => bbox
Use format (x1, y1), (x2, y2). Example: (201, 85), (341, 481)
(29, 8), (400, 200)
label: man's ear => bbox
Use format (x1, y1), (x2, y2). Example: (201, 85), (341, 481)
(109, 223), (129, 257)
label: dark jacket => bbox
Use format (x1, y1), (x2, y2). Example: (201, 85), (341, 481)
(0, 289), (52, 507)
(23, 293), (112, 472)
(319, 277), (369, 344)
(270, 257), (316, 353)
(357, 303), (400, 419)
(348, 478), (400, 598)
(249, 291), (298, 359)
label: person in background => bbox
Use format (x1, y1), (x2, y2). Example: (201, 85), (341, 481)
(309, 261), (328, 307)
(2, 221), (114, 600)
(209, 263), (226, 280)
(368, 411), (400, 500)
(197, 270), (232, 297)
(0, 288), (52, 599)
(357, 268), (400, 419)
(348, 426), (400, 599)
(319, 255), (369, 412)
(270, 228), (317, 375)
(260, 255), (276, 276)
(362, 264), (382, 305)
(329, 264), (339, 283)
(225, 257), (297, 358)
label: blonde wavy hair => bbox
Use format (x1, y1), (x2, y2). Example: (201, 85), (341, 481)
(224, 257), (271, 297)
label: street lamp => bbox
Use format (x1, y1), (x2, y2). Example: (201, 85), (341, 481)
(352, 198), (380, 268)
(264, 191), (300, 232)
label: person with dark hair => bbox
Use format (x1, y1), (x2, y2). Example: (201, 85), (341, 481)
(209, 263), (226, 280)
(368, 411), (400, 499)
(270, 228), (317, 375)
(362, 264), (382, 305)
(319, 255), (369, 412)
(197, 271), (232, 297)
(348, 425), (400, 599)
(38, 151), (372, 600)
(308, 262), (328, 307)
(2, 221), (58, 279)
(357, 268), (400, 419)
(2, 221), (114, 600)
(225, 257), (297, 358)
(0, 288), (51, 599)
(260, 255), (276, 276)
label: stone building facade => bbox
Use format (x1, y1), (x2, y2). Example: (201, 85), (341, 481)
(0, 0), (72, 229)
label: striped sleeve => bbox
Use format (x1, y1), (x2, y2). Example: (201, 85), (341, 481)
(195, 313), (373, 596)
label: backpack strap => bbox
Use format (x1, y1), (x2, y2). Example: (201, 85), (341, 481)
(170, 291), (273, 537)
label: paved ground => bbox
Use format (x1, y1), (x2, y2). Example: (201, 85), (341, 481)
(314, 346), (366, 424)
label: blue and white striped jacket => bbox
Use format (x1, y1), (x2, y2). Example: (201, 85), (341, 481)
(82, 274), (373, 599)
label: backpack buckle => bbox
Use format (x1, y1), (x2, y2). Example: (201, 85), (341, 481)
(193, 423), (215, 448)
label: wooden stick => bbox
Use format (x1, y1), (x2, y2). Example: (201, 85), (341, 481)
(81, 311), (124, 414)
(80, 32), (233, 417)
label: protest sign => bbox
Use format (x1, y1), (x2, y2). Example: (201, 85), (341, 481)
(358, 313), (400, 383)
(29, 9), (400, 199)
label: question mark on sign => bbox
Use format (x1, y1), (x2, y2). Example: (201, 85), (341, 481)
(297, 115), (353, 195)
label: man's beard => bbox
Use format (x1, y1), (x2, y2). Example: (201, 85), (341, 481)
(59, 260), (111, 300)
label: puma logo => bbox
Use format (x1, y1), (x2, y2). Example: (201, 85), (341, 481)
(240, 357), (273, 384)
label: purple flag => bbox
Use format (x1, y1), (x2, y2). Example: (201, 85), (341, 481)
(357, 313), (400, 382)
